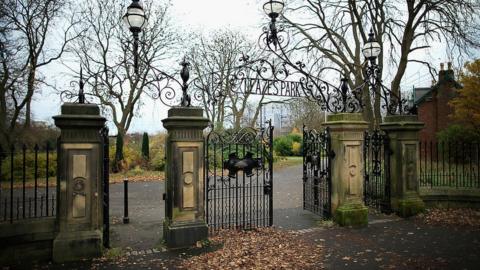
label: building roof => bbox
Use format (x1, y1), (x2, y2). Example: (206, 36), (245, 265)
(413, 69), (462, 105)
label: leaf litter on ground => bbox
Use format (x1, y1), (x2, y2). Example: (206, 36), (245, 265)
(178, 227), (324, 270)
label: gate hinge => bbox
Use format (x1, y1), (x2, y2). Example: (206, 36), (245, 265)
(162, 193), (166, 200)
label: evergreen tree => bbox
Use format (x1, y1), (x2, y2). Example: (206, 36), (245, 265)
(142, 132), (150, 160)
(113, 133), (124, 172)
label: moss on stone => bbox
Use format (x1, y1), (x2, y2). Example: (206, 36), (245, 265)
(334, 203), (368, 227)
(396, 198), (425, 217)
(327, 113), (364, 122)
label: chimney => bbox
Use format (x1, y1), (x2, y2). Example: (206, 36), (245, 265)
(438, 62), (455, 85)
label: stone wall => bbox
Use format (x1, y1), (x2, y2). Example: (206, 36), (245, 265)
(0, 218), (56, 265)
(420, 187), (480, 209)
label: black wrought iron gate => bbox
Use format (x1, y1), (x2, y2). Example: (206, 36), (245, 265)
(205, 122), (274, 231)
(101, 127), (110, 248)
(363, 129), (391, 213)
(302, 126), (333, 218)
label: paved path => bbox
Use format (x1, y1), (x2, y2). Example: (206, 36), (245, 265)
(108, 164), (315, 250)
(300, 217), (480, 270)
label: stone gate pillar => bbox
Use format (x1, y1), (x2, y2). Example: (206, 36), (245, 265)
(323, 113), (369, 226)
(52, 103), (106, 262)
(162, 107), (209, 248)
(380, 115), (425, 217)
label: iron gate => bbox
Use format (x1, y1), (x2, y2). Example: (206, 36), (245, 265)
(205, 122), (274, 231)
(302, 126), (333, 218)
(101, 127), (110, 248)
(363, 129), (391, 213)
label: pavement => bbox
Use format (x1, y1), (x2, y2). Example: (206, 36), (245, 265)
(8, 164), (480, 269)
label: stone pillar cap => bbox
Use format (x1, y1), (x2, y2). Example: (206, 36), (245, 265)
(53, 103), (106, 128)
(162, 107), (210, 129)
(380, 115), (424, 131)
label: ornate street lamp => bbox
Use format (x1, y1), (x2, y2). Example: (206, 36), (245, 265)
(123, 0), (196, 108)
(260, 0), (362, 113)
(360, 29), (415, 115)
(123, 0), (146, 74)
(362, 30), (381, 63)
(263, 0), (284, 49)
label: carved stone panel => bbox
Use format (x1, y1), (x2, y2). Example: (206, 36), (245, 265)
(404, 143), (418, 191)
(182, 151), (195, 209)
(72, 154), (87, 218)
(344, 143), (361, 196)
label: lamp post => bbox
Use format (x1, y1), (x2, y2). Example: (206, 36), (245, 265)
(123, 0), (146, 75)
(263, 0), (285, 50)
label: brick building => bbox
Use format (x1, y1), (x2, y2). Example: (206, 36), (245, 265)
(414, 63), (462, 142)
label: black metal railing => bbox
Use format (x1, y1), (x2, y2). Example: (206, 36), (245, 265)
(0, 142), (57, 223)
(205, 122), (274, 232)
(101, 127), (110, 248)
(302, 126), (333, 218)
(363, 130), (391, 213)
(419, 141), (480, 189)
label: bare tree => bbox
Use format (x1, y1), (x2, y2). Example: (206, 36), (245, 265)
(189, 29), (266, 130)
(69, 0), (178, 169)
(0, 0), (79, 149)
(288, 98), (326, 131)
(283, 0), (480, 124)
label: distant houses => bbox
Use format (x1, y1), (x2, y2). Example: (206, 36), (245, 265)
(413, 62), (462, 142)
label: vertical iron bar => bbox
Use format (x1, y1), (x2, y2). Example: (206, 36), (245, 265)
(436, 141), (439, 187)
(10, 145), (14, 223)
(0, 147), (2, 220)
(205, 138), (209, 228)
(16, 197), (19, 220)
(40, 195), (44, 216)
(123, 178), (129, 224)
(235, 143), (239, 228)
(268, 122), (274, 226)
(102, 127), (110, 248)
(442, 141), (445, 187)
(22, 144), (26, 219)
(34, 144), (38, 217)
(46, 142), (49, 216)
(242, 144), (246, 228)
(213, 142), (217, 229)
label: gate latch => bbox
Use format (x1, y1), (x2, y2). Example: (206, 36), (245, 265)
(162, 193), (166, 201)
(263, 185), (272, 195)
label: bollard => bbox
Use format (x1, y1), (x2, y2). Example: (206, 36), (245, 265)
(123, 178), (129, 224)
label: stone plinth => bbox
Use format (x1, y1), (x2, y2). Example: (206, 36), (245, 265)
(52, 103), (106, 262)
(323, 113), (369, 226)
(381, 115), (425, 217)
(162, 107), (209, 248)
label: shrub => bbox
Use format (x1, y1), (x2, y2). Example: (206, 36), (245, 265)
(274, 136), (293, 156)
(437, 125), (480, 144)
(287, 133), (302, 143)
(0, 150), (57, 182)
(292, 142), (302, 156)
(273, 133), (304, 156)
(151, 150), (166, 171)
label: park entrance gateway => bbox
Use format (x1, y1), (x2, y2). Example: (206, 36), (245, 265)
(205, 122), (274, 231)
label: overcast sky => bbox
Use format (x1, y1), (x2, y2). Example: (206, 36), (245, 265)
(31, 0), (458, 135)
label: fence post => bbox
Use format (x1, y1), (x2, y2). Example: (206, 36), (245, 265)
(162, 107), (209, 248)
(322, 113), (369, 227)
(123, 178), (129, 224)
(52, 102), (106, 262)
(380, 115), (425, 217)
